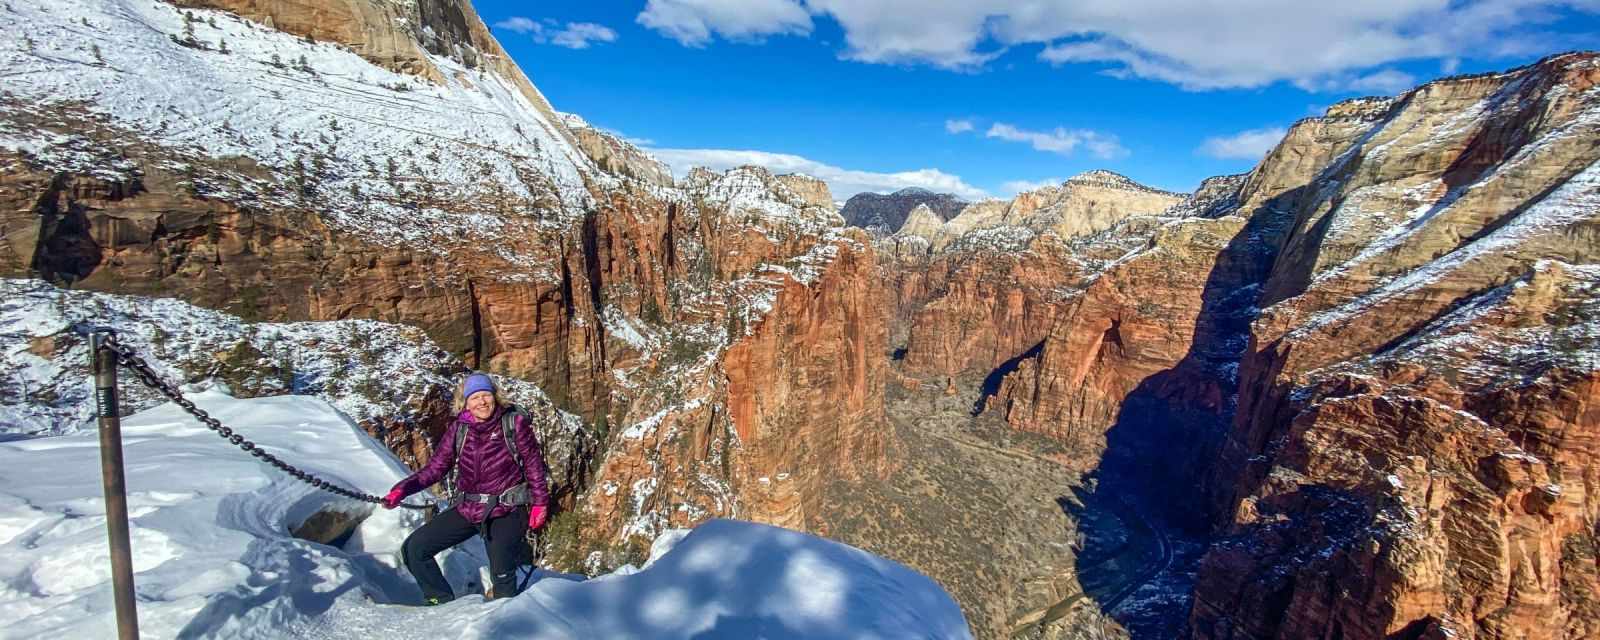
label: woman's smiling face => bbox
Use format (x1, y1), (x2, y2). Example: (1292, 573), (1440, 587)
(466, 390), (496, 421)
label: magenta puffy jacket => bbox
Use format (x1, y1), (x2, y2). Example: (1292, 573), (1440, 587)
(391, 406), (550, 524)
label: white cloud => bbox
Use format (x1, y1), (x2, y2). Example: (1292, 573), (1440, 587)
(802, 0), (1003, 70)
(645, 147), (990, 200)
(1294, 69), (1417, 94)
(636, 0), (812, 47)
(944, 119), (975, 134)
(640, 1), (1599, 90)
(494, 18), (620, 49)
(1345, 69), (1420, 94)
(1198, 127), (1288, 160)
(550, 23), (619, 49)
(1001, 177), (1063, 195)
(493, 17), (540, 34)
(985, 122), (1128, 159)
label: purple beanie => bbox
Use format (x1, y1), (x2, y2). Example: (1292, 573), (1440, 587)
(462, 373), (495, 400)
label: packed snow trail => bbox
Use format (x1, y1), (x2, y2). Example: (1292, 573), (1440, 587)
(0, 390), (972, 639)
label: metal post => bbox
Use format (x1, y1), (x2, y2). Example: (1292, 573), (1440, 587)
(93, 333), (140, 640)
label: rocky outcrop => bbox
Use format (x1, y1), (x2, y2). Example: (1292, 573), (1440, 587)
(894, 204), (946, 241)
(841, 187), (967, 236)
(1193, 261), (1600, 640)
(941, 171), (1186, 246)
(1191, 52), (1600, 639)
(879, 171), (1192, 387)
(559, 113), (673, 187)
(1165, 173), (1249, 219)
(775, 174), (836, 211)
(171, 0), (582, 153)
(992, 215), (1252, 466)
(724, 233), (892, 527)
(886, 233), (1081, 384)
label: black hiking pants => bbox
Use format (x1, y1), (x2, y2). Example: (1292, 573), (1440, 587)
(401, 505), (528, 602)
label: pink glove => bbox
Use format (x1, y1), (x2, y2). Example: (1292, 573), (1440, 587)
(528, 504), (548, 530)
(383, 488), (405, 510)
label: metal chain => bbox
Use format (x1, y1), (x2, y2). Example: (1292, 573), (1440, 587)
(96, 331), (433, 510)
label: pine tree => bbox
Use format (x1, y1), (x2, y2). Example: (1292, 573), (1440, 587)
(218, 39), (228, 54)
(91, 43), (103, 64)
(270, 52), (282, 68)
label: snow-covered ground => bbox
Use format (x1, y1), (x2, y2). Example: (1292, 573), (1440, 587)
(1, 0), (595, 256)
(0, 391), (971, 639)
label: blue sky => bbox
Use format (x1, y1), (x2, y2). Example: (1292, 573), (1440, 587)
(477, 1), (1600, 200)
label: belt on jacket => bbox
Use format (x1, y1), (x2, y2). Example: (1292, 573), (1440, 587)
(459, 483), (530, 541)
(459, 483), (530, 509)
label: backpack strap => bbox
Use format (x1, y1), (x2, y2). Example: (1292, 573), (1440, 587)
(500, 406), (530, 471)
(445, 420), (470, 503)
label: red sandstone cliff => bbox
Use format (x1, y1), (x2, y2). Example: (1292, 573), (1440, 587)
(1189, 54), (1600, 639)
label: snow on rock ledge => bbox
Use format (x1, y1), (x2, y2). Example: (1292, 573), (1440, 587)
(0, 390), (440, 638)
(0, 392), (971, 639)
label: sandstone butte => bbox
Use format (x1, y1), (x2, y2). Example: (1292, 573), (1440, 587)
(2, 0), (1597, 638)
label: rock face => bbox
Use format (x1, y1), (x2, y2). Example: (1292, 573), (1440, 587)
(841, 187), (967, 236)
(173, 0), (576, 149)
(941, 171), (1186, 245)
(992, 214), (1256, 469)
(775, 174), (836, 211)
(558, 113), (673, 187)
(1185, 53), (1600, 639)
(906, 52), (1600, 640)
(880, 170), (1190, 389)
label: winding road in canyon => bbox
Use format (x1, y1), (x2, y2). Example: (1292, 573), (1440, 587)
(1009, 497), (1175, 638)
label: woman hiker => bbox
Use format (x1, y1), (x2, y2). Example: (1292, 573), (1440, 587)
(382, 373), (551, 604)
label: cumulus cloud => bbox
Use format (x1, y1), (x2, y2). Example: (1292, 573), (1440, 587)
(636, 0), (812, 46)
(1198, 127), (1288, 160)
(985, 122), (1128, 159)
(637, 0), (1598, 89)
(944, 119), (975, 134)
(645, 147), (990, 200)
(493, 17), (620, 49)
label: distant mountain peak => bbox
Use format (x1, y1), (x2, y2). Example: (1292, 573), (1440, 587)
(1066, 169), (1133, 185)
(840, 188), (969, 237)
(1064, 169), (1186, 198)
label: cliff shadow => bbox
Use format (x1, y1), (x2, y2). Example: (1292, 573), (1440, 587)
(1073, 192), (1297, 637)
(973, 340), (1043, 415)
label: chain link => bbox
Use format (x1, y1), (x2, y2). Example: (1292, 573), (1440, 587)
(95, 330), (433, 510)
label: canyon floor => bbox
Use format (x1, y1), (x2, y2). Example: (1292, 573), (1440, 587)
(814, 370), (1207, 639)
